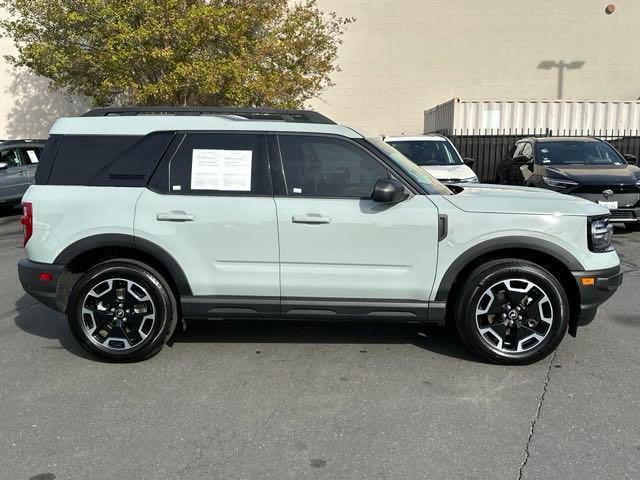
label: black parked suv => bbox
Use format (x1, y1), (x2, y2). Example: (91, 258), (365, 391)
(496, 137), (640, 227)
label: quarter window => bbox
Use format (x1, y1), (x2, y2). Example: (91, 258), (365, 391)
(278, 135), (388, 198)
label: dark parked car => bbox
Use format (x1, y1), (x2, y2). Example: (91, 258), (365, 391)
(496, 137), (640, 227)
(0, 139), (45, 207)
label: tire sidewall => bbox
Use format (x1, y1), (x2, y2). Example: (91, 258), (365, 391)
(68, 261), (173, 361)
(456, 261), (569, 364)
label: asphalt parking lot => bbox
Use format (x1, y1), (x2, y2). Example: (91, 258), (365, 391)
(0, 206), (638, 480)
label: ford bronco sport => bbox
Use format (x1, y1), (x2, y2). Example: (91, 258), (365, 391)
(18, 108), (622, 364)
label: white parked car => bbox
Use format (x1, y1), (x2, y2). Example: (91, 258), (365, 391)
(385, 135), (478, 183)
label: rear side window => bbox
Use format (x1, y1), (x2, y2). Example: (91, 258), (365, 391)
(151, 133), (271, 196)
(43, 133), (173, 186)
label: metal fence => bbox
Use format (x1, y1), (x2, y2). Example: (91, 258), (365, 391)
(446, 129), (640, 182)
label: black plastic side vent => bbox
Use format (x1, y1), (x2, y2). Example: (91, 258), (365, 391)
(438, 214), (448, 242)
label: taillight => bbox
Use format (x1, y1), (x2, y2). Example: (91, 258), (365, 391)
(21, 202), (33, 246)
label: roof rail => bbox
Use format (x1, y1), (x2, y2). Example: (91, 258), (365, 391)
(82, 107), (336, 124)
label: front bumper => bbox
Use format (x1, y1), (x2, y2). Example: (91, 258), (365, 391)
(572, 265), (622, 328)
(18, 258), (65, 311)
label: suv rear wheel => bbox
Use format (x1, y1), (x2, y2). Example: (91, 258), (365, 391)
(68, 260), (177, 361)
(455, 259), (569, 365)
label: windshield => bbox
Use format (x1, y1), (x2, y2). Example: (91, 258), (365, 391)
(535, 141), (625, 166)
(386, 139), (463, 166)
(367, 138), (452, 195)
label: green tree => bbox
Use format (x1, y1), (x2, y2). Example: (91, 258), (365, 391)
(0, 0), (353, 107)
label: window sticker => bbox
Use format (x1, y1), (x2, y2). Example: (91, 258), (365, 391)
(26, 150), (39, 163)
(172, 185), (181, 191)
(293, 187), (302, 194)
(191, 149), (252, 191)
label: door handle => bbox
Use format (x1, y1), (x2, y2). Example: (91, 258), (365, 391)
(18, 171), (28, 176)
(156, 211), (196, 222)
(292, 214), (331, 224)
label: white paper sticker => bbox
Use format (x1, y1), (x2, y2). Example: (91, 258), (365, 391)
(191, 149), (252, 191)
(293, 187), (302, 194)
(172, 185), (182, 191)
(26, 150), (39, 163)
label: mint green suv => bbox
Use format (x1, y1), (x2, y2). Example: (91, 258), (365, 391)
(18, 108), (622, 364)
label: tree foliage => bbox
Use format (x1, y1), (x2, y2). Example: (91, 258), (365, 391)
(0, 0), (353, 107)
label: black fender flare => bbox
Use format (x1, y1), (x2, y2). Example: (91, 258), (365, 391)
(54, 233), (192, 296)
(434, 236), (584, 302)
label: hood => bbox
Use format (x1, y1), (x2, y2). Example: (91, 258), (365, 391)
(544, 164), (640, 185)
(445, 183), (608, 216)
(420, 164), (476, 181)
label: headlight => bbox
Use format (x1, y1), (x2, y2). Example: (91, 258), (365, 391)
(636, 179), (640, 186)
(543, 177), (578, 188)
(459, 175), (478, 183)
(588, 217), (614, 252)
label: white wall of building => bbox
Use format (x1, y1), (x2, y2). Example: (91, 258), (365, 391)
(0, 31), (87, 139)
(308, 0), (640, 136)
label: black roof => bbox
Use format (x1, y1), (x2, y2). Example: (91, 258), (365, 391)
(0, 139), (46, 147)
(82, 107), (336, 125)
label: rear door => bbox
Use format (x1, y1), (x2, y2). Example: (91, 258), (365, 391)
(135, 132), (280, 316)
(0, 147), (30, 202)
(272, 134), (440, 319)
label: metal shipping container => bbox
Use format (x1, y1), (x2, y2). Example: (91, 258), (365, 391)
(424, 98), (640, 135)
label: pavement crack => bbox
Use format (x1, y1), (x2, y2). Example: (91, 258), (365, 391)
(517, 349), (557, 480)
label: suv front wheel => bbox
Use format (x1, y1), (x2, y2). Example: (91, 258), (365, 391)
(68, 260), (177, 361)
(455, 259), (569, 365)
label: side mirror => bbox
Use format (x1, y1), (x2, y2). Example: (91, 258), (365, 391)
(372, 178), (405, 204)
(623, 154), (637, 165)
(513, 155), (531, 165)
(463, 157), (475, 167)
(0, 162), (8, 171)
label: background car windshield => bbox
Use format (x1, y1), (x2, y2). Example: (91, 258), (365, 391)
(535, 141), (625, 165)
(387, 140), (463, 166)
(368, 138), (452, 195)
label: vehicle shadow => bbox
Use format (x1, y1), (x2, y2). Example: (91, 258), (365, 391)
(171, 319), (477, 362)
(13, 294), (98, 361)
(13, 293), (477, 363)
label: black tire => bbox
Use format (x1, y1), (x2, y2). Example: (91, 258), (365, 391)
(454, 259), (569, 365)
(68, 260), (177, 361)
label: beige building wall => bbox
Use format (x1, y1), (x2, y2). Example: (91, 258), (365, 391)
(0, 1), (639, 138)
(0, 18), (87, 139)
(309, 0), (640, 136)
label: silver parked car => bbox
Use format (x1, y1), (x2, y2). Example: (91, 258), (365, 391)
(0, 140), (44, 207)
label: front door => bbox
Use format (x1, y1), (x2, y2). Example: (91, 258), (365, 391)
(0, 147), (30, 202)
(273, 134), (440, 319)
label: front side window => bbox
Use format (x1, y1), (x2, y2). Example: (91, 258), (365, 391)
(0, 148), (23, 168)
(278, 135), (388, 198)
(167, 133), (270, 195)
(521, 143), (533, 160)
(387, 140), (462, 166)
(535, 141), (625, 166)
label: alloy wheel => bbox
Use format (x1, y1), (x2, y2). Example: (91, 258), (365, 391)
(475, 278), (554, 353)
(81, 277), (156, 353)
